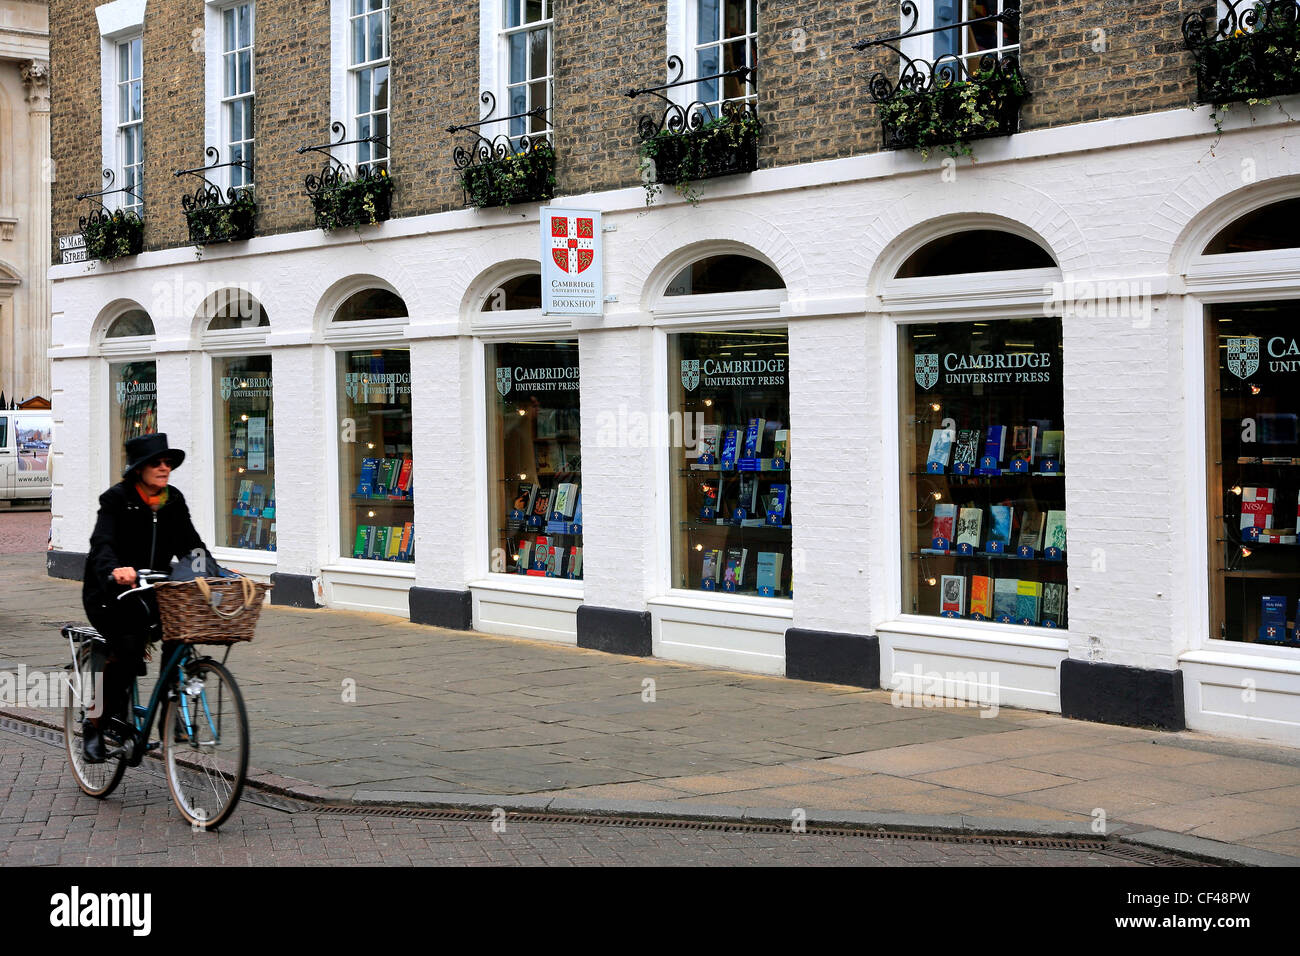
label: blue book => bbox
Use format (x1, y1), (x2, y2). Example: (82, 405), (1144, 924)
(573, 492), (582, 527)
(756, 552), (783, 597)
(356, 457), (380, 496)
(743, 418), (766, 458)
(766, 484), (789, 524)
(984, 426), (1006, 465)
(719, 429), (740, 469)
(988, 505), (1013, 548)
(1260, 595), (1288, 642)
(926, 429), (954, 470)
(992, 578), (1018, 621)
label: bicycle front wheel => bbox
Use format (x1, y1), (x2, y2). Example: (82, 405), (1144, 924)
(162, 657), (248, 830)
(64, 643), (126, 798)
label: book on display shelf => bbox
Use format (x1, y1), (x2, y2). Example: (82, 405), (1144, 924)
(766, 484), (789, 523)
(568, 546), (583, 578)
(701, 548), (723, 585)
(756, 552), (784, 596)
(1040, 430), (1064, 463)
(395, 459), (413, 495)
(373, 526), (391, 560)
(940, 575), (966, 616)
(545, 546), (560, 576)
(398, 522), (414, 561)
(1241, 487), (1275, 536)
(772, 429), (789, 463)
(737, 474), (760, 515)
(1029, 420), (1053, 458)
(1018, 510), (1044, 552)
(554, 482), (580, 519)
(931, 503), (957, 545)
(353, 526), (368, 558)
(926, 429), (954, 471)
(356, 457), (380, 496)
(993, 578), (1019, 621)
(1259, 595), (1288, 642)
(1042, 582), (1066, 626)
(700, 481), (720, 519)
(516, 538), (533, 571)
(724, 548), (749, 588)
(694, 424), (722, 467)
(970, 575), (992, 619)
(956, 507), (983, 550)
(984, 426), (1007, 466)
(719, 429), (740, 470)
(1016, 580), (1042, 624)
(1043, 510), (1067, 552)
(744, 418), (766, 458)
(988, 505), (1014, 550)
(953, 429), (980, 472)
(511, 482), (537, 517)
(385, 526), (402, 560)
(1010, 425), (1036, 464)
(533, 488), (553, 519)
(572, 493), (582, 527)
(532, 535), (550, 571)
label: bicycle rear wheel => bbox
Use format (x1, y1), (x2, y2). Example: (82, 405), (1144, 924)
(162, 656), (248, 830)
(63, 643), (126, 798)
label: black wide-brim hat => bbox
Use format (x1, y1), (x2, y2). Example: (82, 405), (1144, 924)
(123, 433), (186, 478)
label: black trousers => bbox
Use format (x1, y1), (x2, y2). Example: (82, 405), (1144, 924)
(84, 592), (159, 725)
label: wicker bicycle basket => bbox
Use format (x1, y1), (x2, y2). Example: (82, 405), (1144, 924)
(153, 577), (271, 644)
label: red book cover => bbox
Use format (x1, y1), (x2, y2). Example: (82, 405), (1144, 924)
(395, 458), (413, 493)
(1241, 487), (1275, 530)
(931, 504), (957, 543)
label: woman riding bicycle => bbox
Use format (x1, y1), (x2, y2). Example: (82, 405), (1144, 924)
(81, 432), (218, 762)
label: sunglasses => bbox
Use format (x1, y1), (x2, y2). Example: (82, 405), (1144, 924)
(145, 457), (177, 469)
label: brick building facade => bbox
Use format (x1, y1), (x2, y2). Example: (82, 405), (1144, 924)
(46, 0), (1300, 746)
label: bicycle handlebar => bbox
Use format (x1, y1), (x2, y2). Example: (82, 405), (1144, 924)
(114, 569), (170, 600)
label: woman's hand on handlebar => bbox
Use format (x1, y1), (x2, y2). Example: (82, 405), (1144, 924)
(111, 567), (138, 587)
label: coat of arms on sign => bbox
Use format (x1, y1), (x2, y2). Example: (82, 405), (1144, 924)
(550, 215), (595, 274)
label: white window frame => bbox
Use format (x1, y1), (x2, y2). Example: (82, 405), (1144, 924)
(204, 0), (256, 193)
(902, 0), (1021, 76)
(97, 0), (146, 214)
(686, 0), (757, 118)
(479, 1), (553, 149)
(348, 0), (391, 173)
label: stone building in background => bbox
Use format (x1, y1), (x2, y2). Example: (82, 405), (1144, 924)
(0, 0), (49, 405)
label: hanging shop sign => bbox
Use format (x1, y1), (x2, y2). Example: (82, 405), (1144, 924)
(540, 206), (603, 316)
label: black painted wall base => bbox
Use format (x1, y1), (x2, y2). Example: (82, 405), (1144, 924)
(409, 587), (472, 631)
(786, 628), (880, 689)
(269, 573), (322, 609)
(47, 550), (85, 581)
(577, 605), (652, 657)
(1060, 658), (1185, 731)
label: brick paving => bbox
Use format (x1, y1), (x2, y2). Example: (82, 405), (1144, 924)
(0, 509), (48, 553)
(0, 728), (1152, 866)
(2, 534), (1298, 861)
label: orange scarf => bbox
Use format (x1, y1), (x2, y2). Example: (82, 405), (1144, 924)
(135, 483), (169, 511)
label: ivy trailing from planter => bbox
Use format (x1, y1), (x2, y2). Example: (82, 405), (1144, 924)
(1183, 0), (1300, 130)
(458, 139), (556, 209)
(637, 104), (761, 205)
(875, 57), (1027, 160)
(309, 166), (393, 230)
(80, 209), (144, 261)
(182, 187), (257, 246)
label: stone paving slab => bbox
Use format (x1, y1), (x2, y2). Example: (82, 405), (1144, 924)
(1, 547), (1298, 862)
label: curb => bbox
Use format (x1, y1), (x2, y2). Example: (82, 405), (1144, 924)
(7, 706), (1297, 866)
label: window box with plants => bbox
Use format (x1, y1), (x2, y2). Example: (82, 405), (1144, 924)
(875, 58), (1027, 158)
(81, 209), (144, 262)
(182, 187), (257, 246)
(638, 104), (761, 200)
(309, 167), (393, 230)
(1183, 0), (1300, 109)
(458, 139), (556, 209)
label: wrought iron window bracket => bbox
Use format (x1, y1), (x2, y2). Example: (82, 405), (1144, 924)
(173, 146), (253, 206)
(446, 91), (552, 166)
(853, 0), (1022, 101)
(296, 121), (390, 176)
(624, 55), (755, 139)
(1182, 0), (1300, 106)
(75, 169), (143, 217)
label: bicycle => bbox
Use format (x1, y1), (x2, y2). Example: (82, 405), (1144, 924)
(62, 569), (250, 830)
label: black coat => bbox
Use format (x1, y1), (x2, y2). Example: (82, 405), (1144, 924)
(82, 481), (211, 642)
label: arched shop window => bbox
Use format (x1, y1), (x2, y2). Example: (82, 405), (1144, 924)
(663, 253), (792, 599)
(663, 255), (785, 296)
(329, 287), (414, 563)
(896, 230), (1056, 278)
(1201, 197), (1300, 647)
(100, 306), (157, 481)
(1203, 198), (1300, 256)
(204, 289), (275, 554)
(481, 273), (542, 312)
(895, 230), (1067, 628)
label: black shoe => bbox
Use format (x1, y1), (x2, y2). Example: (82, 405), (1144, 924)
(82, 721), (106, 763)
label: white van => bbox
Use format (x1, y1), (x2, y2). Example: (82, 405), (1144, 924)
(0, 410), (53, 503)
